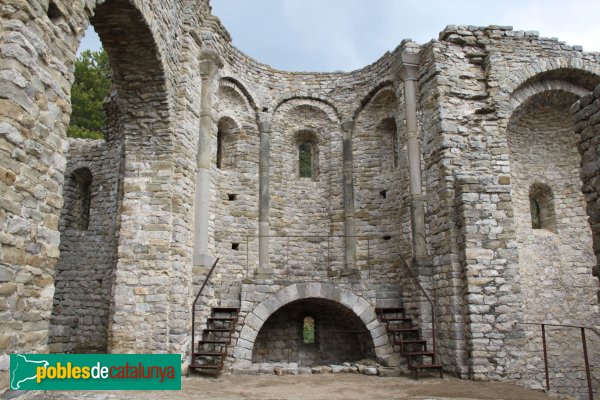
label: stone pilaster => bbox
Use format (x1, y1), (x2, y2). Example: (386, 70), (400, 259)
(341, 119), (356, 271)
(258, 113), (272, 275)
(396, 51), (428, 263)
(193, 50), (223, 266)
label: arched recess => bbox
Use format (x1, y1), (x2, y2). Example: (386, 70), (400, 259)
(507, 82), (599, 383)
(269, 99), (340, 277)
(235, 283), (392, 364)
(215, 116), (240, 170)
(353, 87), (408, 281)
(211, 78), (260, 306)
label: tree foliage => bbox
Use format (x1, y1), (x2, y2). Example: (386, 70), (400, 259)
(68, 49), (111, 140)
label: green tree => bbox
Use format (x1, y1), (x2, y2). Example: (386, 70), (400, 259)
(68, 49), (111, 140)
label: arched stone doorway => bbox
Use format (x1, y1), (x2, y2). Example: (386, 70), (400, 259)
(45, 0), (174, 354)
(234, 282), (392, 366)
(252, 298), (375, 366)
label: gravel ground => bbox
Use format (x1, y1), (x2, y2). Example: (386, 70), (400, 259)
(3, 373), (566, 400)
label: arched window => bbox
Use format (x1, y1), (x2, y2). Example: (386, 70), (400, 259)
(295, 130), (319, 179)
(216, 127), (223, 169)
(298, 142), (313, 178)
(378, 118), (398, 172)
(71, 168), (93, 231)
(529, 182), (556, 232)
(303, 316), (315, 344)
(216, 117), (239, 170)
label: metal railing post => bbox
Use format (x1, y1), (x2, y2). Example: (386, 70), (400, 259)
(581, 327), (593, 400)
(542, 324), (549, 391)
(191, 258), (219, 367)
(516, 321), (599, 399)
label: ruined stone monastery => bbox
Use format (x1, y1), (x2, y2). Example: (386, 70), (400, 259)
(1, 0), (599, 397)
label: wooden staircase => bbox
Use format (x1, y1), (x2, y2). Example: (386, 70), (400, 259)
(376, 307), (443, 379)
(189, 306), (239, 375)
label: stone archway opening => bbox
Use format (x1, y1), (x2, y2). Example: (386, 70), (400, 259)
(48, 0), (171, 353)
(251, 298), (376, 366)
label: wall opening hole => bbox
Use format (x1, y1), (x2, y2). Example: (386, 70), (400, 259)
(47, 1), (63, 22)
(382, 235), (392, 241)
(303, 316), (315, 344)
(262, 107), (269, 112)
(379, 189), (387, 199)
(529, 182), (556, 232)
(228, 193), (238, 201)
(232, 243), (240, 251)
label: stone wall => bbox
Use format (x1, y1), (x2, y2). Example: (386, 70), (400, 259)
(425, 24), (600, 397)
(47, 136), (122, 353)
(0, 0), (212, 386)
(574, 84), (600, 302)
(2, 0), (600, 396)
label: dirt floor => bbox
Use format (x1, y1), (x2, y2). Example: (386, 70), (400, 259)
(7, 374), (566, 400)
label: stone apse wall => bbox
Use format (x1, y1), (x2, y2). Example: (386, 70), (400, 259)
(1, 1), (599, 397)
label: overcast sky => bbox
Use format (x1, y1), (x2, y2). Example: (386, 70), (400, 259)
(80, 0), (600, 72)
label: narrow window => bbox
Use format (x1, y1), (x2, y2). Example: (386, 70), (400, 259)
(529, 182), (556, 232)
(72, 168), (92, 231)
(303, 316), (315, 344)
(216, 128), (223, 169)
(298, 142), (312, 178)
(530, 197), (541, 229)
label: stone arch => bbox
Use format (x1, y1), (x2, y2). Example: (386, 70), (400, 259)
(502, 60), (600, 98)
(219, 77), (258, 113)
(274, 96), (340, 123)
(235, 282), (391, 364)
(510, 80), (591, 113)
(352, 80), (395, 121)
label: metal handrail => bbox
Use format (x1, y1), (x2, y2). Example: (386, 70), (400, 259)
(190, 258), (219, 366)
(398, 256), (438, 366)
(516, 321), (598, 400)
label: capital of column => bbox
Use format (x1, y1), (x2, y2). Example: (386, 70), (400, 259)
(258, 112), (271, 133)
(341, 119), (354, 133)
(199, 50), (223, 77)
(395, 51), (420, 82)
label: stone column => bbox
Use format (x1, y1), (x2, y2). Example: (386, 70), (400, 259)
(397, 51), (428, 262)
(341, 120), (356, 271)
(193, 50), (222, 266)
(258, 113), (272, 275)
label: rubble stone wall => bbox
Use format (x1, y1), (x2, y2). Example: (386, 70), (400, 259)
(2, 1), (600, 396)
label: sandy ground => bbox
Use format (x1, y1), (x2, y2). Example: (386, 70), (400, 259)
(5, 374), (565, 400)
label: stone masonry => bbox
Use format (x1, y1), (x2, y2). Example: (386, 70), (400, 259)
(0, 1), (599, 398)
